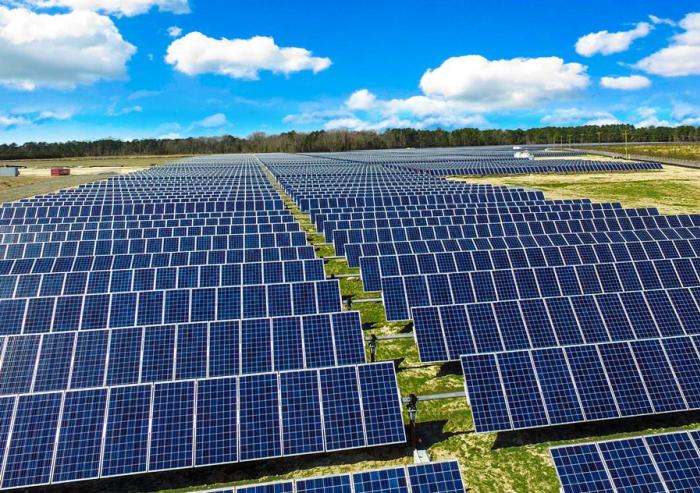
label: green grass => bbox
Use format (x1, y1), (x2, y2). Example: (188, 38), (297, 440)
(595, 144), (700, 161)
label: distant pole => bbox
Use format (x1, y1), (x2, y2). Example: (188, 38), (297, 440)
(597, 131), (602, 144)
(624, 129), (629, 159)
(568, 134), (572, 150)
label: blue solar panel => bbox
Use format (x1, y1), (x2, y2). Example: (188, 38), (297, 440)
(52, 389), (107, 483)
(407, 461), (465, 493)
(1, 393), (62, 488)
(195, 377), (237, 466)
(149, 381), (195, 471)
(101, 385), (152, 477)
(358, 362), (406, 446)
(320, 366), (365, 451)
(353, 467), (409, 493)
(553, 432), (700, 493)
(238, 373), (281, 461)
(280, 370), (324, 455)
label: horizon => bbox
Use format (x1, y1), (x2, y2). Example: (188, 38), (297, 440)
(0, 1), (699, 145)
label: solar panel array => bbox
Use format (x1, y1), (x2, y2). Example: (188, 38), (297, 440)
(193, 460), (465, 493)
(0, 156), (408, 490)
(305, 146), (661, 175)
(551, 431), (700, 493)
(257, 149), (700, 446)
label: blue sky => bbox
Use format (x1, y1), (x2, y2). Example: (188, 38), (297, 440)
(1, 0), (699, 143)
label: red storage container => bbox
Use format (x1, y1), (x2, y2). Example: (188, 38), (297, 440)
(51, 168), (70, 176)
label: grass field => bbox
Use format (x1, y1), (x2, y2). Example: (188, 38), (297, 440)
(595, 143), (700, 162)
(455, 164), (700, 215)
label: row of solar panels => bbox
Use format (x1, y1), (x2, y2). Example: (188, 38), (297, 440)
(461, 335), (700, 432)
(0, 362), (404, 489)
(393, 160), (662, 176)
(321, 208), (661, 240)
(384, 255), (700, 320)
(195, 460), (465, 493)
(0, 215), (298, 234)
(333, 215), (700, 255)
(552, 431), (700, 493)
(312, 202), (633, 232)
(359, 238), (700, 291)
(297, 192), (545, 211)
(344, 228), (700, 267)
(0, 279), (343, 334)
(0, 201), (286, 216)
(0, 231), (308, 259)
(0, 312), (365, 395)
(0, 223), (302, 245)
(0, 246), (317, 274)
(0, 259), (326, 297)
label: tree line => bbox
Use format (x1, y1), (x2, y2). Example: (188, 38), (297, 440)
(2, 124), (699, 160)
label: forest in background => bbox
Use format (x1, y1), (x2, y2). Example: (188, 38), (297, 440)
(2, 124), (700, 160)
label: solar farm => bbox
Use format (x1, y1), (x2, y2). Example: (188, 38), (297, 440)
(1, 145), (700, 492)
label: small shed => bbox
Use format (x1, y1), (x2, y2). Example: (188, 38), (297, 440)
(0, 166), (20, 177)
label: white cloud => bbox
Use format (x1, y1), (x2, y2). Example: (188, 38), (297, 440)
(345, 89), (376, 110)
(286, 54), (586, 131)
(167, 25), (182, 37)
(672, 102), (700, 125)
(0, 108), (74, 129)
(635, 107), (675, 127)
(0, 6), (136, 90)
(106, 102), (143, 116)
(27, 0), (190, 17)
(575, 21), (652, 56)
(196, 113), (228, 128)
(165, 33), (331, 80)
(635, 12), (700, 76)
(418, 55), (589, 111)
(0, 114), (30, 128)
(649, 15), (675, 27)
(600, 74), (651, 90)
(159, 132), (182, 139)
(541, 108), (620, 126)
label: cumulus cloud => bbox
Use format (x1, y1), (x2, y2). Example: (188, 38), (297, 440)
(286, 54), (586, 131)
(196, 113), (228, 128)
(541, 108), (620, 126)
(345, 89), (376, 110)
(418, 55), (588, 110)
(575, 21), (652, 56)
(635, 13), (700, 76)
(27, 0), (190, 17)
(167, 25), (182, 37)
(635, 107), (675, 127)
(165, 33), (331, 80)
(600, 74), (651, 90)
(0, 6), (136, 90)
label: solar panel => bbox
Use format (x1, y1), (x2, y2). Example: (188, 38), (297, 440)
(187, 460), (464, 493)
(552, 431), (700, 493)
(461, 335), (700, 433)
